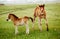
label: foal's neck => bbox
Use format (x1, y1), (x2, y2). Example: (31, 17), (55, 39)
(11, 16), (19, 22)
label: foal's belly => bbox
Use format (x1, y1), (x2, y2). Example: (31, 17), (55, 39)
(16, 22), (24, 26)
(16, 20), (24, 26)
(20, 21), (24, 25)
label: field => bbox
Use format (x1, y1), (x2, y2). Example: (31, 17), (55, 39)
(0, 4), (60, 39)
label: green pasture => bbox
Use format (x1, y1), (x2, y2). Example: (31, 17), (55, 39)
(0, 4), (60, 39)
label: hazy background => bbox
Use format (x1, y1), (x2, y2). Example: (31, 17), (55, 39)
(0, 0), (60, 5)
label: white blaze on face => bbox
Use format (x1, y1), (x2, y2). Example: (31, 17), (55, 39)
(40, 7), (44, 11)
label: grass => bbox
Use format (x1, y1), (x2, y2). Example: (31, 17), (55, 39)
(0, 3), (60, 39)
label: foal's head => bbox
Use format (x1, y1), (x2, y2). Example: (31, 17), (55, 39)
(39, 4), (45, 11)
(6, 14), (18, 21)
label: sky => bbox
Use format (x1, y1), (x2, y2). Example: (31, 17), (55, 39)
(0, 0), (59, 4)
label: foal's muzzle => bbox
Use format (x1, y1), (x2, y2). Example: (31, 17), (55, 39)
(6, 19), (8, 21)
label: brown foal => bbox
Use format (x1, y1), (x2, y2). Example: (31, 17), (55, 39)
(6, 14), (33, 34)
(33, 4), (49, 31)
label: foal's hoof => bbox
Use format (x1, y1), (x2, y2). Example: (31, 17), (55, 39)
(47, 29), (49, 31)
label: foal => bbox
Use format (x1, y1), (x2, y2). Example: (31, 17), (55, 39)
(33, 4), (49, 31)
(6, 14), (33, 34)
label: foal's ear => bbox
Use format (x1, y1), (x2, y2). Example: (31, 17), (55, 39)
(7, 12), (11, 14)
(43, 4), (45, 6)
(36, 4), (39, 7)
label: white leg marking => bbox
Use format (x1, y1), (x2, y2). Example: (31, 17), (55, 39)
(38, 18), (42, 31)
(25, 22), (29, 34)
(15, 26), (18, 35)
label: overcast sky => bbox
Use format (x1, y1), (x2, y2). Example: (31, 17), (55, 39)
(0, 0), (59, 4)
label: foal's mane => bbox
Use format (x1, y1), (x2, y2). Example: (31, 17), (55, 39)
(9, 14), (18, 18)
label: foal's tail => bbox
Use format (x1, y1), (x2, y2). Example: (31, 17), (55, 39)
(24, 16), (34, 22)
(28, 17), (34, 22)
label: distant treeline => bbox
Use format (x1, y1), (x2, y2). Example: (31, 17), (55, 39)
(0, 4), (4, 6)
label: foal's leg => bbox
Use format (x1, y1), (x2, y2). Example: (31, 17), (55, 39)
(44, 18), (49, 31)
(25, 22), (29, 34)
(38, 18), (42, 31)
(15, 26), (19, 34)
